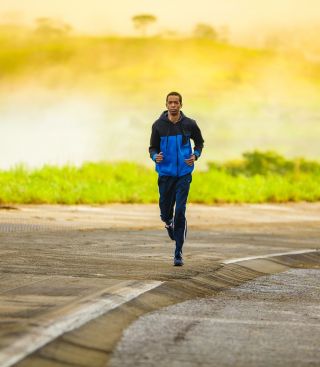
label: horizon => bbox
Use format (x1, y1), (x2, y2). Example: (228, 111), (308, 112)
(1, 0), (320, 45)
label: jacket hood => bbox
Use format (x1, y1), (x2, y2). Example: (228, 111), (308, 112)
(159, 110), (186, 122)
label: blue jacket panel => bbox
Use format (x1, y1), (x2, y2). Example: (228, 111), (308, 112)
(156, 134), (194, 176)
(149, 111), (204, 177)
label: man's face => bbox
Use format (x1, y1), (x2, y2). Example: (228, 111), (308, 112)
(166, 95), (182, 116)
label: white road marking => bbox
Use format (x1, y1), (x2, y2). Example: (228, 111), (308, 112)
(222, 249), (319, 264)
(144, 314), (320, 327)
(0, 280), (162, 367)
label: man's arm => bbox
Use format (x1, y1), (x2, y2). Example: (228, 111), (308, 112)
(191, 121), (204, 160)
(149, 124), (160, 162)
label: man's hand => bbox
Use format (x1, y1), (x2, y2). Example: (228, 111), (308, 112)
(184, 154), (196, 166)
(155, 152), (164, 163)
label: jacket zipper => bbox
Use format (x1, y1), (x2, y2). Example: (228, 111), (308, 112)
(176, 135), (179, 176)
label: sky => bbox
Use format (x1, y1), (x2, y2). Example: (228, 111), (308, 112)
(1, 0), (320, 39)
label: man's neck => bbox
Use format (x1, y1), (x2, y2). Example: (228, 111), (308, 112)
(168, 112), (181, 124)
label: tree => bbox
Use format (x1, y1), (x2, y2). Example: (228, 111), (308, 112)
(193, 23), (217, 40)
(34, 17), (72, 38)
(132, 14), (157, 37)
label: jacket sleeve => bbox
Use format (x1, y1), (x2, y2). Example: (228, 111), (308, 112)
(149, 123), (160, 161)
(191, 121), (204, 160)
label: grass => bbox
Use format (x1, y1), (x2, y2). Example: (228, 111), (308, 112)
(1, 151), (320, 204)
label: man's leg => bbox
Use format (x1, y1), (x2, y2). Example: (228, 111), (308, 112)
(158, 175), (176, 225)
(173, 174), (192, 262)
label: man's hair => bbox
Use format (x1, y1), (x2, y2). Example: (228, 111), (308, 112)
(166, 91), (182, 104)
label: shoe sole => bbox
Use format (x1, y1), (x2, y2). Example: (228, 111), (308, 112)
(173, 261), (184, 266)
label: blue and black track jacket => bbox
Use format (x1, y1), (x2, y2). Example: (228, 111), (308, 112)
(149, 111), (204, 177)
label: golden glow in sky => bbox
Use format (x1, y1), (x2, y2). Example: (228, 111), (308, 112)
(1, 0), (320, 37)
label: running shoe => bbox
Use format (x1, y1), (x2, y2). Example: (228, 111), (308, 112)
(165, 222), (175, 241)
(174, 257), (184, 266)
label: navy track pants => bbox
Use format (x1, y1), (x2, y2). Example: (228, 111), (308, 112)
(158, 173), (192, 258)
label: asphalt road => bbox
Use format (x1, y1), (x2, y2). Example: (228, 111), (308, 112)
(0, 203), (319, 367)
(110, 269), (320, 367)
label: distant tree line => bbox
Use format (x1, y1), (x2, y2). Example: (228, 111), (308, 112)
(34, 17), (72, 38)
(0, 13), (229, 42)
(131, 13), (229, 42)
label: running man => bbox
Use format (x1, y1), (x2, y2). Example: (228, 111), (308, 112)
(149, 92), (204, 266)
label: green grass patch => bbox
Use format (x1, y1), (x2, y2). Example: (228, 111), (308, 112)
(1, 151), (320, 204)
